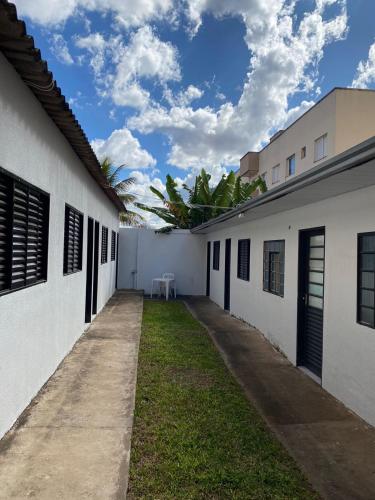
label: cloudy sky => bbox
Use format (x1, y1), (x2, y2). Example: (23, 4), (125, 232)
(13, 0), (375, 225)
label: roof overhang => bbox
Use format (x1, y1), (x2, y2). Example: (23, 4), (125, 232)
(192, 136), (375, 234)
(0, 1), (124, 212)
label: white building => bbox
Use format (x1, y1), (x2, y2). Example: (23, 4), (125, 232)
(238, 87), (375, 189)
(193, 137), (375, 427)
(0, 4), (121, 438)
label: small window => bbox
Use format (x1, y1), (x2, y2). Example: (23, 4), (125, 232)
(286, 155), (296, 176)
(263, 240), (285, 297)
(63, 204), (83, 275)
(272, 165), (280, 184)
(101, 226), (108, 264)
(213, 241), (220, 270)
(314, 134), (327, 162)
(0, 167), (49, 295)
(237, 239), (250, 281)
(261, 172), (267, 184)
(111, 230), (116, 261)
(301, 146), (306, 159)
(358, 233), (375, 328)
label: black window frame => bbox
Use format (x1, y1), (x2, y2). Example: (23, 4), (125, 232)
(111, 230), (116, 261)
(357, 232), (375, 329)
(263, 240), (285, 297)
(213, 241), (220, 271)
(237, 238), (250, 281)
(0, 166), (50, 297)
(101, 226), (108, 264)
(63, 204), (84, 276)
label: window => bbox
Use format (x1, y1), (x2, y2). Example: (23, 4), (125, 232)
(301, 146), (306, 159)
(272, 165), (280, 184)
(358, 233), (375, 328)
(237, 239), (250, 281)
(286, 155), (296, 176)
(101, 226), (108, 264)
(213, 241), (220, 270)
(63, 204), (83, 275)
(261, 172), (267, 184)
(0, 167), (49, 295)
(263, 240), (285, 296)
(314, 134), (327, 162)
(111, 230), (116, 261)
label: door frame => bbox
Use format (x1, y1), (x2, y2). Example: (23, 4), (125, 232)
(206, 241), (211, 296)
(85, 217), (94, 323)
(296, 226), (325, 377)
(224, 238), (231, 311)
(92, 220), (100, 315)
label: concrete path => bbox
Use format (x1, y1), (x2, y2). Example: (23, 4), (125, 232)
(0, 290), (143, 500)
(186, 297), (375, 500)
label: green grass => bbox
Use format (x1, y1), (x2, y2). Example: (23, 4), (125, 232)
(127, 300), (318, 499)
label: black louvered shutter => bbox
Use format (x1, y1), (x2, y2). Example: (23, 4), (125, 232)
(237, 239), (250, 281)
(63, 205), (83, 274)
(0, 172), (12, 292)
(101, 226), (108, 264)
(213, 241), (220, 270)
(111, 231), (116, 261)
(12, 181), (49, 289)
(0, 169), (49, 295)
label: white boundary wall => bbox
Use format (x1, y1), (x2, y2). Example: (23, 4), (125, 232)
(0, 54), (119, 438)
(118, 228), (206, 295)
(206, 184), (375, 427)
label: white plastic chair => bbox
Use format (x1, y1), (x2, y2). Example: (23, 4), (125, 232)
(162, 272), (176, 299)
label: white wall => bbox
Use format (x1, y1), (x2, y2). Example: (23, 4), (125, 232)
(206, 184), (375, 427)
(118, 228), (206, 295)
(0, 54), (119, 438)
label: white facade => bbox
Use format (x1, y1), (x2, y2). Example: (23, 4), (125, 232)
(0, 54), (119, 438)
(239, 88), (375, 188)
(204, 184), (375, 427)
(118, 228), (206, 295)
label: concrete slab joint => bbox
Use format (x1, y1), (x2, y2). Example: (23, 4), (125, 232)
(0, 290), (143, 500)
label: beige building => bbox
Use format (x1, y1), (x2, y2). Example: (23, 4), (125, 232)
(239, 87), (375, 188)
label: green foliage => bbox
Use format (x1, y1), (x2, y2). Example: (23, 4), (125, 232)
(135, 168), (267, 230)
(100, 157), (144, 226)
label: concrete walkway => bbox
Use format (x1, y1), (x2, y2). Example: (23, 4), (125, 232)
(186, 297), (375, 500)
(0, 290), (143, 500)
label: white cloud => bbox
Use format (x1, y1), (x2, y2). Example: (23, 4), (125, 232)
(75, 26), (180, 110)
(15, 0), (173, 28)
(50, 34), (74, 64)
(91, 128), (156, 169)
(163, 84), (203, 107)
(129, 0), (347, 169)
(352, 41), (375, 88)
(75, 32), (108, 75)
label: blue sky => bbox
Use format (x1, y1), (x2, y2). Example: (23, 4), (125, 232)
(13, 0), (375, 224)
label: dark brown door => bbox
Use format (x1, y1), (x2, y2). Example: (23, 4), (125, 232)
(92, 221), (99, 314)
(206, 241), (211, 296)
(297, 228), (325, 378)
(85, 217), (94, 323)
(224, 239), (231, 311)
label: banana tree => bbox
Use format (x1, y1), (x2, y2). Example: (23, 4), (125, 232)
(135, 168), (267, 230)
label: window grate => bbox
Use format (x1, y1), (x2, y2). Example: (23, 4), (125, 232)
(111, 230), (116, 261)
(63, 204), (83, 275)
(237, 239), (250, 281)
(0, 168), (49, 295)
(263, 240), (285, 296)
(358, 233), (375, 328)
(101, 226), (108, 264)
(213, 241), (220, 270)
